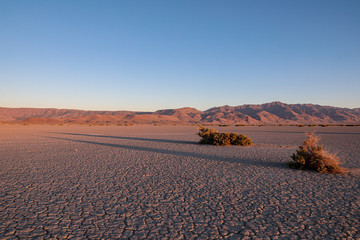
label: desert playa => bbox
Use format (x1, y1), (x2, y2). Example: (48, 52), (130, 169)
(0, 124), (359, 239)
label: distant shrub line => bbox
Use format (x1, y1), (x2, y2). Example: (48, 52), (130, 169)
(232, 124), (360, 127)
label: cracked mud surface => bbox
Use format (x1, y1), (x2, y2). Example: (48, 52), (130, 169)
(1, 125), (359, 239)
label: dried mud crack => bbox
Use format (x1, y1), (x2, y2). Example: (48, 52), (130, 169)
(1, 125), (359, 239)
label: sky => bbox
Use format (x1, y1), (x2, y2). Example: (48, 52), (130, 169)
(1, 0), (359, 111)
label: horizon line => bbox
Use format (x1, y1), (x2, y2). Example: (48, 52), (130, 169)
(1, 101), (359, 112)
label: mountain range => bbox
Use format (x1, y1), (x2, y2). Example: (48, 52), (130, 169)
(1, 102), (359, 125)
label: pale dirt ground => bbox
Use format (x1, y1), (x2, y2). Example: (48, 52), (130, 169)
(0, 125), (359, 239)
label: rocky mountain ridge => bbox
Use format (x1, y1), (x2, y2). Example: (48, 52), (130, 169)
(1, 102), (359, 124)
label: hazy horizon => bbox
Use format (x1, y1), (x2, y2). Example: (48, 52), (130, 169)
(1, 1), (359, 111)
(1, 100), (360, 113)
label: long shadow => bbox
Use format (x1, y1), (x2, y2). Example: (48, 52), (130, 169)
(45, 136), (286, 170)
(49, 132), (196, 145)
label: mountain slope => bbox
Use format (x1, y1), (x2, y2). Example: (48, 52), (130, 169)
(1, 102), (359, 124)
(0, 107), (134, 122)
(202, 102), (360, 124)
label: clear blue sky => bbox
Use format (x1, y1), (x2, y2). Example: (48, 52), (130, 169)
(1, 0), (359, 111)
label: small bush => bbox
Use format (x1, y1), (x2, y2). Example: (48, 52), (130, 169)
(288, 133), (345, 174)
(198, 126), (252, 146)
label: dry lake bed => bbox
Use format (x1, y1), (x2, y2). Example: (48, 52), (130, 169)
(0, 125), (359, 239)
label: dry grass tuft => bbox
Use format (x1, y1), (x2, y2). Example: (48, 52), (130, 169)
(289, 133), (346, 174)
(198, 126), (252, 146)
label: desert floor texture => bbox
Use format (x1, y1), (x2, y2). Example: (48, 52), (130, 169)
(0, 125), (359, 239)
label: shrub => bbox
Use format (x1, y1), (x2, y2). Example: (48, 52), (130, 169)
(288, 133), (345, 174)
(198, 126), (252, 146)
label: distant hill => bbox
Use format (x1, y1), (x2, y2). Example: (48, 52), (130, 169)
(0, 107), (134, 122)
(1, 102), (359, 124)
(202, 102), (360, 124)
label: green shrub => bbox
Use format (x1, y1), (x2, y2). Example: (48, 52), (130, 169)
(198, 126), (252, 146)
(288, 133), (345, 174)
